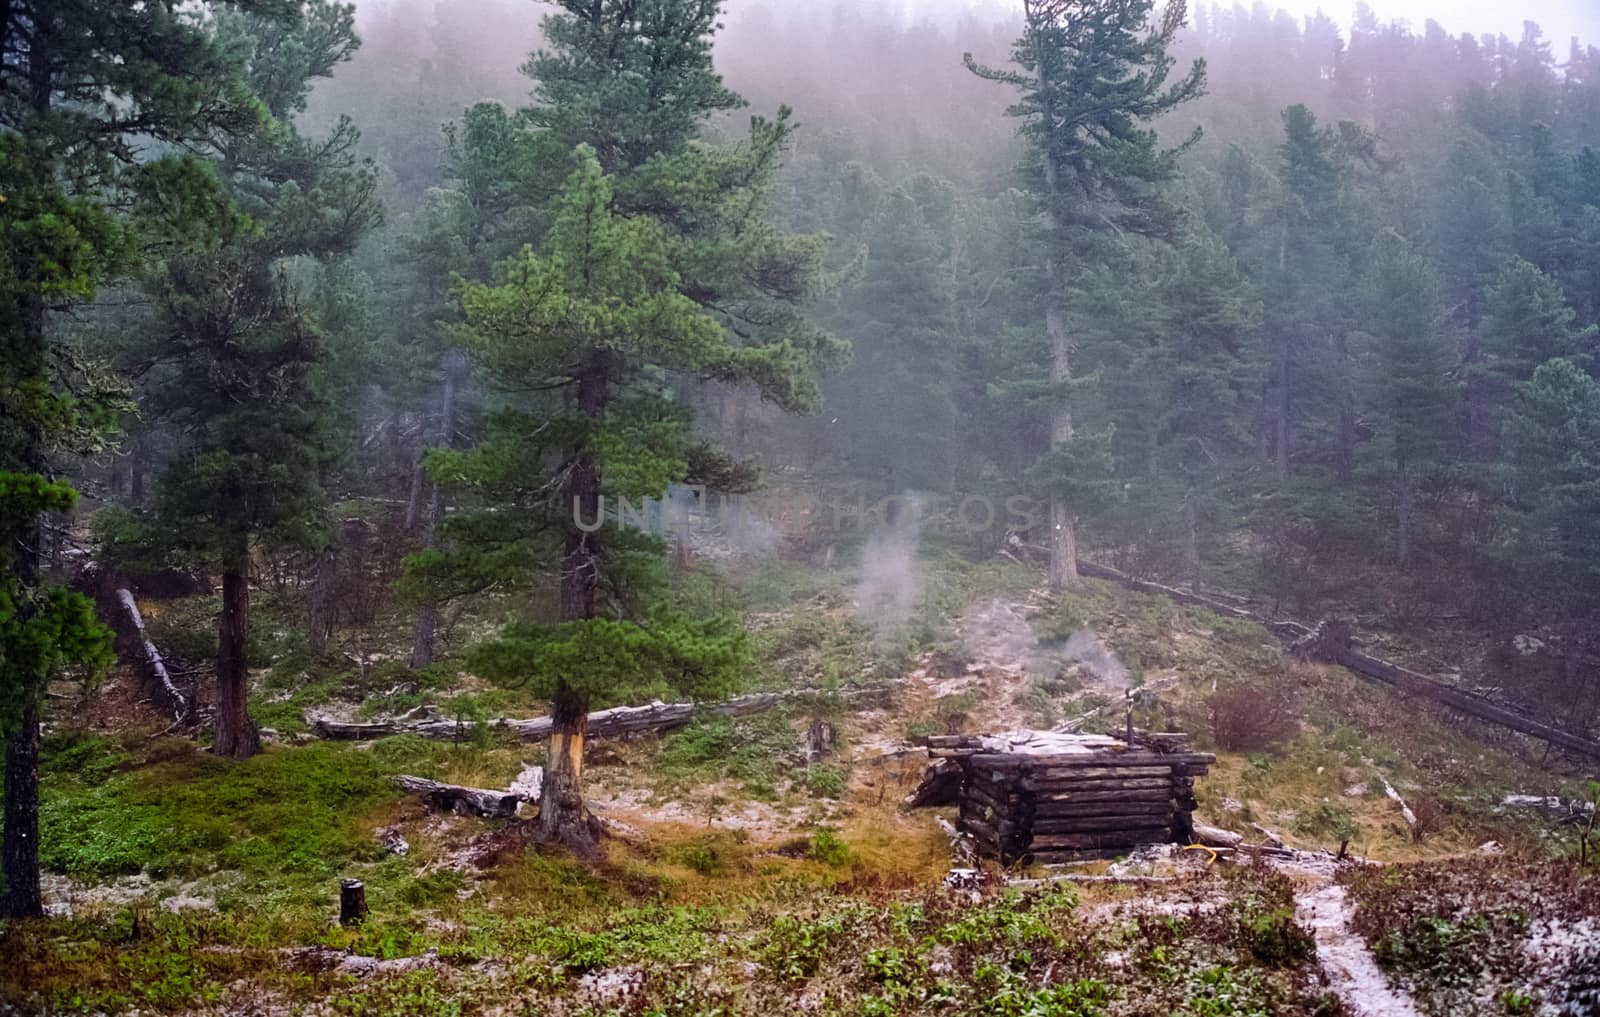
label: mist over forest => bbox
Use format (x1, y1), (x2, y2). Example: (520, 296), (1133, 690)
(4, 1), (1600, 1013)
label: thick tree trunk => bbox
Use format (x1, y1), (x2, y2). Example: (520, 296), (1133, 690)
(2, 21), (56, 919)
(2, 702), (43, 918)
(1047, 308), (1079, 590)
(411, 358), (459, 670)
(1032, 27), (1078, 592)
(214, 561), (261, 758)
(543, 360), (609, 852)
(538, 681), (600, 855)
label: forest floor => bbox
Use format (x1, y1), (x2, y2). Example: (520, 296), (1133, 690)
(2, 539), (1597, 1015)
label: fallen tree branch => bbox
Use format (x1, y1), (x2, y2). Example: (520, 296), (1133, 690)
(1070, 560), (1600, 762)
(391, 775), (522, 818)
(312, 687), (891, 745)
(111, 588), (193, 725)
(313, 692), (786, 743)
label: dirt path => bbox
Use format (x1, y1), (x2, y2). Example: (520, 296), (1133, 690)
(1295, 882), (1424, 1017)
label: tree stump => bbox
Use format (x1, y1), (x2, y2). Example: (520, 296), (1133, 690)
(339, 879), (367, 925)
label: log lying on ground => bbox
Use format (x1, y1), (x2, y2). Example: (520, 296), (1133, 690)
(1073, 559), (1600, 763)
(312, 692), (790, 743)
(392, 775), (522, 818)
(111, 588), (192, 724)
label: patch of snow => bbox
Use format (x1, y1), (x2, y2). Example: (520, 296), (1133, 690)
(1296, 883), (1423, 1017)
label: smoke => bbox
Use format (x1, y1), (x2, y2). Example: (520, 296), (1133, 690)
(855, 495), (923, 646)
(1060, 630), (1129, 689)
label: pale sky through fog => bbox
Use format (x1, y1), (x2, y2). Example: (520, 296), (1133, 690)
(896, 0), (1600, 49)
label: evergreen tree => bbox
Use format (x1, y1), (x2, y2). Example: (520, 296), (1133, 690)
(965, 0), (1206, 588)
(418, 0), (840, 853)
(827, 186), (958, 497)
(1357, 229), (1457, 568)
(438, 151), (754, 851)
(147, 2), (379, 759)
(0, 0), (292, 918)
(1150, 226), (1263, 584)
(1503, 357), (1600, 620)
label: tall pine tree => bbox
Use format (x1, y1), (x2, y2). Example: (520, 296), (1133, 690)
(966, 0), (1205, 588)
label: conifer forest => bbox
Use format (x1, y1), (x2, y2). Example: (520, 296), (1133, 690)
(4, 1), (1600, 1013)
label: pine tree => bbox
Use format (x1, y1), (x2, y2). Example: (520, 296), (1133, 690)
(0, 0), (295, 918)
(410, 0), (840, 852)
(1503, 358), (1600, 620)
(438, 151), (754, 852)
(965, 0), (1205, 588)
(1150, 226), (1263, 584)
(826, 185), (958, 497)
(1357, 229), (1457, 568)
(148, 1), (379, 759)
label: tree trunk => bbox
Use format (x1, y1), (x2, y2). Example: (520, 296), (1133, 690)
(214, 560), (261, 758)
(411, 357), (459, 670)
(537, 681), (600, 855)
(1, 20), (57, 919)
(542, 360), (609, 852)
(1182, 482), (1201, 589)
(1396, 467), (1413, 569)
(1031, 21), (1078, 592)
(1275, 337), (1291, 483)
(1047, 307), (1080, 590)
(2, 702), (43, 918)
(560, 362), (607, 622)
(403, 446), (426, 533)
(307, 548), (336, 655)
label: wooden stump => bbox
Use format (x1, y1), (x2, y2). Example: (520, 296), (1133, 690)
(339, 879), (367, 925)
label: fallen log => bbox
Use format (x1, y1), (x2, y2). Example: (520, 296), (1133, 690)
(392, 775), (522, 818)
(1071, 560), (1600, 763)
(311, 692), (787, 744)
(1192, 823), (1244, 849)
(112, 588), (192, 724)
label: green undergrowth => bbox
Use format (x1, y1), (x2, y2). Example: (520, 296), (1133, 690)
(1, 858), (1346, 1016)
(36, 731), (461, 882)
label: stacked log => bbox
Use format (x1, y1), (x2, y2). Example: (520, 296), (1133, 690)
(927, 731), (1213, 864)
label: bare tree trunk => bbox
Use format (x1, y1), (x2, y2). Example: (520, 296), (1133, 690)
(1047, 307), (1079, 590)
(1183, 482), (1201, 589)
(1274, 223), (1291, 483)
(307, 548), (336, 655)
(537, 681), (600, 855)
(2, 702), (43, 918)
(1030, 17), (1079, 592)
(411, 357), (460, 670)
(1396, 467), (1413, 569)
(403, 446), (426, 534)
(214, 558), (261, 759)
(1275, 340), (1291, 483)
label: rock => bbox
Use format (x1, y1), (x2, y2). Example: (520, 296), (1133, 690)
(1220, 796), (1244, 813)
(1477, 840), (1504, 855)
(1343, 783), (1368, 798)
(375, 826), (409, 857)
